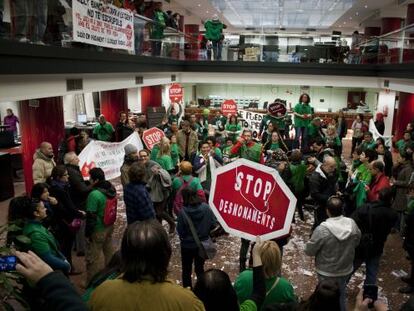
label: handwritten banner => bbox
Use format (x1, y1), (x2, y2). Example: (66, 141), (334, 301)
(238, 109), (265, 139)
(79, 132), (143, 180)
(73, 0), (134, 51)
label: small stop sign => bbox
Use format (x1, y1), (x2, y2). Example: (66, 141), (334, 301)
(169, 83), (183, 103)
(221, 99), (238, 116)
(209, 159), (297, 241)
(142, 127), (165, 150)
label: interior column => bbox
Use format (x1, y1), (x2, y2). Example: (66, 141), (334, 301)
(19, 97), (65, 193)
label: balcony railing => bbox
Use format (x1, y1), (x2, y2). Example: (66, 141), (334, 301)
(0, 1), (413, 64)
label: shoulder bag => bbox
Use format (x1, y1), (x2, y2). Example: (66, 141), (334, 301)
(182, 210), (217, 260)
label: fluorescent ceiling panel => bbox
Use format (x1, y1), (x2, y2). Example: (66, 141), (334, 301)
(209, 0), (355, 28)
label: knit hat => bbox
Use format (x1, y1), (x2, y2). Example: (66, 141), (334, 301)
(212, 14), (219, 21)
(124, 144), (138, 155)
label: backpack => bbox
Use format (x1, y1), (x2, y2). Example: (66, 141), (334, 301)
(103, 196), (118, 226)
(173, 177), (194, 215)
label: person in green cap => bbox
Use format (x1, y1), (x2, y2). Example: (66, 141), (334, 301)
(93, 115), (114, 142)
(293, 93), (313, 150)
(204, 14), (226, 60)
(150, 2), (168, 56)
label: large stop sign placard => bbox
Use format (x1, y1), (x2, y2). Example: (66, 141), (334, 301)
(142, 127), (165, 150)
(209, 159), (297, 241)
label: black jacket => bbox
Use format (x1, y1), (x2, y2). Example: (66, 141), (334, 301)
(115, 122), (134, 142)
(309, 165), (338, 208)
(66, 164), (92, 210)
(352, 200), (397, 256)
(48, 182), (83, 227)
(37, 271), (88, 311)
(380, 149), (393, 177)
(177, 203), (216, 249)
(375, 120), (385, 135)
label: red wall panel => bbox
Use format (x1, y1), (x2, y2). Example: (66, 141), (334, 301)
(19, 97), (65, 193)
(395, 92), (414, 140)
(100, 89), (128, 128)
(141, 86), (162, 113)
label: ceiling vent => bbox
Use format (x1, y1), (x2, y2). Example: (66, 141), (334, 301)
(135, 76), (144, 85)
(306, 28), (316, 32)
(66, 79), (83, 91)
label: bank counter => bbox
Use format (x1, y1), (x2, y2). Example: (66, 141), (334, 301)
(184, 107), (372, 129)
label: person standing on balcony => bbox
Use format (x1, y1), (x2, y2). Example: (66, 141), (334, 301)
(150, 2), (167, 57)
(204, 14), (226, 61)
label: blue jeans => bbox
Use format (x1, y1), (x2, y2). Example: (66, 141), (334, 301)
(32, 0), (48, 42)
(318, 274), (348, 311)
(212, 40), (222, 60)
(352, 254), (381, 285)
(295, 126), (308, 151)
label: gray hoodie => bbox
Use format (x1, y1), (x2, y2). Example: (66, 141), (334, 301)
(305, 216), (361, 277)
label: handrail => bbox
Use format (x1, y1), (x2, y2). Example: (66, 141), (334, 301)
(355, 22), (414, 48)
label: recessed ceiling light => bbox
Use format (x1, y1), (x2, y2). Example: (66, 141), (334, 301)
(206, 11), (209, 13)
(364, 4), (368, 8)
(355, 12), (359, 15)
(349, 17), (352, 20)
(343, 21), (346, 24)
(197, 4), (201, 7)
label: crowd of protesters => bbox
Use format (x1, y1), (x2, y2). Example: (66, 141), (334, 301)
(6, 93), (414, 310)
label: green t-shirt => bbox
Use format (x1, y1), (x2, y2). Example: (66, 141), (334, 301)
(171, 143), (179, 167)
(353, 163), (372, 184)
(293, 103), (312, 128)
(289, 161), (307, 193)
(360, 139), (376, 151)
(151, 11), (166, 39)
(234, 270), (296, 310)
(240, 299), (257, 311)
(226, 123), (242, 133)
(156, 155), (174, 171)
(172, 175), (203, 193)
(86, 190), (108, 232)
(93, 122), (114, 142)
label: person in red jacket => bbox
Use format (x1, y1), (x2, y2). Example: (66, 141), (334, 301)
(367, 160), (391, 202)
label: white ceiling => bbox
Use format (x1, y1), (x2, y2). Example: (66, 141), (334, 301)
(208, 0), (354, 29)
(167, 0), (411, 34)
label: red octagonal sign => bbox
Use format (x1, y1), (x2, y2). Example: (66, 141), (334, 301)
(142, 127), (165, 151)
(209, 159), (297, 241)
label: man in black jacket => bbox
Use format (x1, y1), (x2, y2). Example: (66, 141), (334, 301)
(350, 188), (397, 285)
(309, 155), (338, 229)
(64, 152), (93, 256)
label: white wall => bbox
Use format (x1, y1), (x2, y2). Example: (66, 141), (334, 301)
(127, 88), (141, 113)
(190, 83), (377, 112)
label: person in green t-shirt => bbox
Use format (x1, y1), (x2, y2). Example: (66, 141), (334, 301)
(263, 131), (283, 160)
(234, 240), (296, 310)
(93, 115), (115, 142)
(396, 131), (414, 155)
(225, 115), (242, 142)
(85, 167), (117, 283)
(150, 2), (167, 56)
(359, 131), (377, 152)
(151, 137), (174, 173)
(293, 93), (313, 150)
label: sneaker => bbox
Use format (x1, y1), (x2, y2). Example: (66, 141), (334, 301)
(18, 37), (30, 43)
(399, 286), (414, 294)
(34, 40), (45, 45)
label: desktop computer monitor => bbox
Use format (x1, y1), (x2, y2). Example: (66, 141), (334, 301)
(77, 114), (87, 124)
